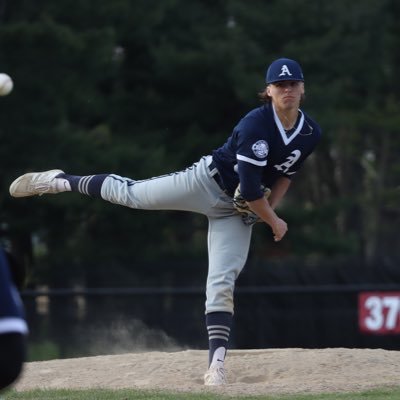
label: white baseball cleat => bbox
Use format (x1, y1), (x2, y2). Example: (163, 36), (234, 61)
(204, 365), (227, 386)
(9, 169), (68, 198)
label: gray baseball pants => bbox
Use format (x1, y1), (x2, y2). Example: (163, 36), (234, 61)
(100, 155), (253, 314)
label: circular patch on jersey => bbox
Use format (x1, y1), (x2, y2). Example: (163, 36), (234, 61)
(252, 140), (269, 158)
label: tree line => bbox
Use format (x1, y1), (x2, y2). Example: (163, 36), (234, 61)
(0, 0), (399, 287)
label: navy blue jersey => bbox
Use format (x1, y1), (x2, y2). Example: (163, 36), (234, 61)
(0, 248), (28, 335)
(212, 103), (321, 201)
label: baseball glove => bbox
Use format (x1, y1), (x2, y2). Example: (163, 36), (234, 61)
(233, 184), (271, 226)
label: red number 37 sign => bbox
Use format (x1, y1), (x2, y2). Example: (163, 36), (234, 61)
(359, 292), (400, 334)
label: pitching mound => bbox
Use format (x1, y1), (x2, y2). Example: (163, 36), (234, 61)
(14, 348), (400, 396)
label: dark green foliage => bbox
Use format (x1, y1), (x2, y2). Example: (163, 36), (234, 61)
(0, 1), (399, 287)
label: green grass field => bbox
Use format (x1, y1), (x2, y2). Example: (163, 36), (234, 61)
(3, 387), (400, 400)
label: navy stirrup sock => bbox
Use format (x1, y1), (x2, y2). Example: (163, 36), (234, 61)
(206, 311), (232, 367)
(58, 173), (109, 198)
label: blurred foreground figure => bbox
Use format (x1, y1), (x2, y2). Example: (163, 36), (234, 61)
(0, 247), (28, 391)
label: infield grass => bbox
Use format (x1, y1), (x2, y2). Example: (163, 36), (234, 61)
(3, 387), (400, 400)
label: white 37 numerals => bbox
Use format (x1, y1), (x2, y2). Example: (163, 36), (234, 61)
(363, 295), (400, 331)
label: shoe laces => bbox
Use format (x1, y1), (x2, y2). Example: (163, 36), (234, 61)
(30, 173), (58, 193)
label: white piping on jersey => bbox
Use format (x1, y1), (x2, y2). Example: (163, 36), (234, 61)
(272, 104), (305, 146)
(0, 317), (28, 334)
(236, 154), (267, 166)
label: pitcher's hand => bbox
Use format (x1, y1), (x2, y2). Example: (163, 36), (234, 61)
(271, 218), (288, 242)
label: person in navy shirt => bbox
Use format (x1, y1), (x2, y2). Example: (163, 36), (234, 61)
(0, 247), (27, 391)
(9, 58), (321, 386)
(213, 58), (321, 236)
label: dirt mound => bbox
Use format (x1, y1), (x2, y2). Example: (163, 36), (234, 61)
(15, 348), (400, 396)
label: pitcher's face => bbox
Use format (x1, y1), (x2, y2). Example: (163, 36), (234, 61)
(267, 81), (304, 110)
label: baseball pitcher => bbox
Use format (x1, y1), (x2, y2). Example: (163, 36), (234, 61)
(10, 58), (321, 385)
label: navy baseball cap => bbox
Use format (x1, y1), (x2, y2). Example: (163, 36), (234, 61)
(266, 58), (304, 84)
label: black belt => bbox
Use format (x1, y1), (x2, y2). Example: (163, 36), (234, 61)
(208, 161), (233, 197)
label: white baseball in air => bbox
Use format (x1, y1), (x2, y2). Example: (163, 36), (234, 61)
(0, 73), (13, 96)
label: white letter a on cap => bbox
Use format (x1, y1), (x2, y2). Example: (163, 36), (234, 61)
(279, 65), (292, 77)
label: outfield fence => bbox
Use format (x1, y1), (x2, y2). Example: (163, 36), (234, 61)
(20, 284), (400, 361)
